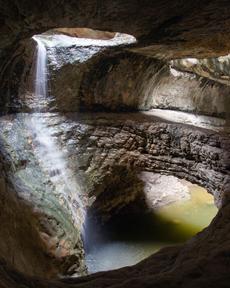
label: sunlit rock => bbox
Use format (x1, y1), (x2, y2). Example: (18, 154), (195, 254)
(0, 2), (229, 287)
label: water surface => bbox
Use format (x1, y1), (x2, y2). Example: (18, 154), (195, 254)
(85, 184), (217, 274)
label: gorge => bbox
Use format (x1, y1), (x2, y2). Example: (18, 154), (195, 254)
(0, 1), (230, 288)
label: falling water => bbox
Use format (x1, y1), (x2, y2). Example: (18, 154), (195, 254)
(34, 37), (48, 106)
(30, 35), (86, 232)
(32, 36), (51, 111)
(28, 32), (137, 249)
(24, 33), (219, 274)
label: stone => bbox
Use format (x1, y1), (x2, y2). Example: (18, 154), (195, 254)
(139, 172), (191, 209)
(0, 1), (230, 287)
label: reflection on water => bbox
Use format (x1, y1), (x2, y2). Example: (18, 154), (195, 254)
(85, 184), (218, 274)
(156, 185), (218, 236)
(86, 242), (169, 273)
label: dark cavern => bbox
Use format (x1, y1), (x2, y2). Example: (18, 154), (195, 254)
(0, 1), (229, 287)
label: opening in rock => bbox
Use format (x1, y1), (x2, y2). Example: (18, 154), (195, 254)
(84, 173), (218, 274)
(0, 3), (229, 287)
(6, 28), (138, 276)
(0, 23), (227, 284)
(23, 28), (136, 112)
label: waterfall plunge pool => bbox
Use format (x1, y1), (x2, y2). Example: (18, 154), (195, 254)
(29, 30), (218, 276)
(85, 179), (217, 274)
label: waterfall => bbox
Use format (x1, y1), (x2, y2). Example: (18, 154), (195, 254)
(32, 36), (50, 111)
(34, 37), (48, 104)
(29, 32), (137, 255)
(30, 35), (86, 233)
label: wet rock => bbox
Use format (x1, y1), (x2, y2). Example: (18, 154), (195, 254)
(0, 114), (87, 277)
(0, 111), (229, 285)
(0, 1), (230, 286)
(0, 153), (59, 278)
(2, 32), (230, 119)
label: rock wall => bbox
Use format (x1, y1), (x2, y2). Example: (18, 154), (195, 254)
(171, 56), (230, 86)
(0, 38), (36, 112)
(2, 112), (228, 212)
(0, 110), (229, 287)
(146, 66), (230, 117)
(0, 115), (86, 277)
(0, 152), (59, 278)
(62, 113), (229, 208)
(48, 50), (229, 117)
(1, 0), (230, 114)
(0, 1), (230, 287)
(80, 52), (230, 117)
(79, 52), (163, 112)
(4, 39), (229, 118)
(1, 0), (230, 60)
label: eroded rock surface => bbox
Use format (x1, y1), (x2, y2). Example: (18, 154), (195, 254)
(0, 112), (228, 256)
(1, 0), (230, 60)
(1, 202), (230, 288)
(0, 1), (230, 287)
(171, 55), (230, 86)
(0, 114), (86, 277)
(4, 37), (230, 119)
(1, 0), (230, 114)
(0, 153), (59, 278)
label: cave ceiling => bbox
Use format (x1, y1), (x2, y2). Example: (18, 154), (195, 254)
(0, 1), (230, 288)
(1, 0), (230, 59)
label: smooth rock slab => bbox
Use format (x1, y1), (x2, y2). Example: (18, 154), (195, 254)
(139, 172), (190, 208)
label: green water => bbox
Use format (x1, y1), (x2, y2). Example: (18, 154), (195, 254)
(155, 185), (218, 238)
(85, 185), (218, 274)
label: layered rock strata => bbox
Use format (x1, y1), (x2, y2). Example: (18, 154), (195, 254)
(2, 38), (230, 120)
(0, 1), (230, 285)
(0, 111), (229, 287)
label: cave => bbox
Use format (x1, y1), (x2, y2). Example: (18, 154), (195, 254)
(84, 172), (217, 274)
(0, 1), (229, 288)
